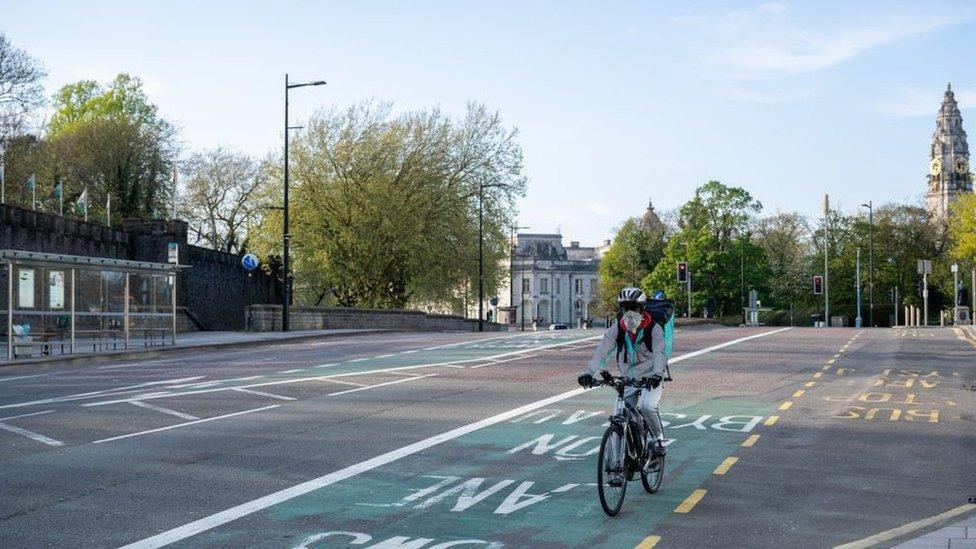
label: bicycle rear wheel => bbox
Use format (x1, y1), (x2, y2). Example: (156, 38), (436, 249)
(597, 426), (627, 516)
(640, 452), (665, 494)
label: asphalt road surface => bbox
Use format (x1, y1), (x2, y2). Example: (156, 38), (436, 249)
(0, 325), (973, 548)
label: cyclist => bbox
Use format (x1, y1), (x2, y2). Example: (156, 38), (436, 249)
(578, 287), (668, 458)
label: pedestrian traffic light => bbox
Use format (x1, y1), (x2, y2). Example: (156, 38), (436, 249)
(677, 262), (688, 283)
(813, 275), (823, 295)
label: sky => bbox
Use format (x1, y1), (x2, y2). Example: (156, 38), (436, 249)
(3, 0), (976, 245)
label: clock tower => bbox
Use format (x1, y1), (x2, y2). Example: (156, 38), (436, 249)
(926, 83), (973, 221)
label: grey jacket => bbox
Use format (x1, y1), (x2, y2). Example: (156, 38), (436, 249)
(583, 321), (667, 379)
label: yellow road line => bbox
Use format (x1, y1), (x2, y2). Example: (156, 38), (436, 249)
(634, 535), (661, 549)
(741, 434), (760, 447)
(674, 489), (707, 513)
(813, 372), (823, 378)
(713, 456), (738, 475)
(779, 401), (793, 410)
(793, 390), (805, 397)
(834, 504), (976, 549)
(805, 381), (816, 387)
(764, 415), (779, 426)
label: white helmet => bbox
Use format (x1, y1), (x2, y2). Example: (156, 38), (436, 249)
(617, 287), (647, 305)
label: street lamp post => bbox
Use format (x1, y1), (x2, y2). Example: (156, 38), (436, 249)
(861, 201), (874, 326)
(283, 74), (326, 332)
(478, 183), (484, 332)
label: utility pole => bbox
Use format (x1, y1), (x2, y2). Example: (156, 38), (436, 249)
(282, 74), (326, 332)
(509, 225), (529, 330)
(478, 182), (484, 332)
(952, 263), (959, 323)
(861, 201), (874, 326)
(823, 194), (830, 327)
(687, 271), (692, 319)
(855, 248), (862, 328)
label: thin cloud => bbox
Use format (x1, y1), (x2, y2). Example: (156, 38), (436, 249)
(674, 4), (972, 80)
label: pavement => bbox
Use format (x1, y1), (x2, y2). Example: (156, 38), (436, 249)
(0, 324), (972, 548)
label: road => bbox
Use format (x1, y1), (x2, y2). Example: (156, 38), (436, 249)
(0, 325), (973, 548)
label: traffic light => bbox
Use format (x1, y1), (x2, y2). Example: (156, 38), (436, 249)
(677, 262), (688, 283)
(813, 275), (823, 295)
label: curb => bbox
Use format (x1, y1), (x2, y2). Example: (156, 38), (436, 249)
(0, 329), (390, 369)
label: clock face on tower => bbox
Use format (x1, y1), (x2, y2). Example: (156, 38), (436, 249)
(955, 157), (969, 174)
(930, 157), (942, 176)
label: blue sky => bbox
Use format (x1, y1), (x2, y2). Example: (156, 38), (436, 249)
(3, 1), (975, 245)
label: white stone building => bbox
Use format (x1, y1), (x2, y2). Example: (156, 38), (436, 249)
(495, 233), (610, 329)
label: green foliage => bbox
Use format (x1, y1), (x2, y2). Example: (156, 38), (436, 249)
(248, 102), (526, 310)
(597, 217), (665, 312)
(949, 193), (976, 266)
(645, 181), (768, 317)
(38, 73), (177, 222)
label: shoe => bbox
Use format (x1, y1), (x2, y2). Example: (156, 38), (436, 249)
(651, 440), (667, 457)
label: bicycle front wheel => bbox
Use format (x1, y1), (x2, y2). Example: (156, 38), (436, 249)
(597, 426), (627, 516)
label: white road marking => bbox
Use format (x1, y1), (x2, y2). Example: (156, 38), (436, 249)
(0, 373), (53, 382)
(0, 419), (63, 446)
(400, 350), (419, 354)
(348, 358), (368, 363)
(0, 376), (206, 411)
(98, 363), (143, 370)
(0, 409), (55, 421)
(118, 327), (790, 549)
(281, 369), (305, 374)
(92, 405), (280, 444)
(313, 363), (338, 369)
(129, 400), (199, 420)
(84, 336), (601, 407)
(233, 388), (296, 401)
(328, 374), (439, 396)
(374, 354), (395, 359)
(322, 379), (368, 387)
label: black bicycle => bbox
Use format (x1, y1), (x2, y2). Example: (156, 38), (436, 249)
(592, 371), (666, 516)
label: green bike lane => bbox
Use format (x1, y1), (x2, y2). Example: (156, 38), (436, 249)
(119, 326), (830, 549)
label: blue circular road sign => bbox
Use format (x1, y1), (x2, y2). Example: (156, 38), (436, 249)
(242, 253), (260, 271)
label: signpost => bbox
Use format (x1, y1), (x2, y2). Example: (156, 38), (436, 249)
(242, 253), (259, 271)
(823, 194), (830, 327)
(917, 259), (931, 326)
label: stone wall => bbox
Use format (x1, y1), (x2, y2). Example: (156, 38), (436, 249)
(246, 304), (504, 332)
(0, 204), (280, 331)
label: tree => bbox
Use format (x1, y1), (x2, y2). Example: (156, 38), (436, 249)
(248, 101), (526, 309)
(756, 213), (810, 321)
(645, 181), (767, 317)
(178, 147), (262, 253)
(0, 32), (46, 144)
(44, 73), (177, 222)
(948, 193), (976, 266)
(597, 202), (667, 312)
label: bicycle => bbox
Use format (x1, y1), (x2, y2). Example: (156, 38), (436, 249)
(592, 371), (666, 517)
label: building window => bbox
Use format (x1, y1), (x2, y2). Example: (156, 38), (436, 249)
(541, 278), (549, 294)
(522, 278), (531, 294)
(575, 279), (583, 294)
(556, 278), (561, 295)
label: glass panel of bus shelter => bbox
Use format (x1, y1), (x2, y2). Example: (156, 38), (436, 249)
(10, 263), (73, 359)
(152, 274), (175, 345)
(75, 267), (126, 353)
(128, 272), (171, 347)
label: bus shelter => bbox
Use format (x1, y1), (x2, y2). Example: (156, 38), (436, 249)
(1, 250), (181, 360)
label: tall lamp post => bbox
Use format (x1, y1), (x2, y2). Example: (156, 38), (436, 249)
(860, 201), (874, 326)
(283, 74), (326, 332)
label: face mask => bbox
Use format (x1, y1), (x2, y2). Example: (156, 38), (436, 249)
(622, 310), (643, 333)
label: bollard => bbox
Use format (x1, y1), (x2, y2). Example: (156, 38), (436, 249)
(904, 306), (909, 327)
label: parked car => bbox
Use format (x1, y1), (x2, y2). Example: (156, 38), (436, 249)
(547, 323), (569, 330)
